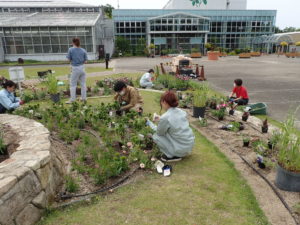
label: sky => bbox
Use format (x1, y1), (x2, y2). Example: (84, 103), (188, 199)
(72, 0), (300, 29)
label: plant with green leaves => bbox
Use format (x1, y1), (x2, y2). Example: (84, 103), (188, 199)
(277, 112), (300, 172)
(190, 0), (207, 7)
(0, 125), (6, 154)
(192, 83), (209, 107)
(65, 175), (79, 193)
(47, 74), (58, 94)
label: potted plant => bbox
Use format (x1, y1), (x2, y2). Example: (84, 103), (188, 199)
(191, 48), (202, 58)
(268, 130), (280, 150)
(229, 103), (235, 116)
(192, 85), (208, 118)
(275, 113), (300, 192)
(212, 108), (225, 120)
(242, 112), (249, 122)
(262, 119), (268, 133)
(243, 136), (250, 147)
(206, 43), (219, 60)
(47, 74), (60, 103)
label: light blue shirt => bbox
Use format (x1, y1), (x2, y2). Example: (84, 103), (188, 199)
(140, 72), (152, 86)
(0, 89), (20, 110)
(67, 47), (88, 66)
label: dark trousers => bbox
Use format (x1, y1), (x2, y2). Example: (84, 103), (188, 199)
(229, 97), (249, 106)
(0, 104), (7, 114)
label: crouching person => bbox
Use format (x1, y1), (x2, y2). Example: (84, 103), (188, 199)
(147, 91), (195, 162)
(114, 81), (143, 113)
(140, 69), (154, 88)
(0, 80), (24, 114)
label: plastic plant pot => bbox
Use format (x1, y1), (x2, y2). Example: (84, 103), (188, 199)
(262, 127), (268, 133)
(229, 109), (235, 116)
(242, 115), (249, 122)
(275, 165), (300, 192)
(193, 106), (206, 118)
(50, 93), (60, 103)
(243, 141), (250, 147)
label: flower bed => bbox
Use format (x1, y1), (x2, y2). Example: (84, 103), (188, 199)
(14, 102), (158, 189)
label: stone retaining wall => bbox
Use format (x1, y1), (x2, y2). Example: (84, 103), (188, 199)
(0, 115), (65, 225)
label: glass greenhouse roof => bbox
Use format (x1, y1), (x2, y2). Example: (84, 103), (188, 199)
(0, 0), (96, 8)
(0, 12), (100, 27)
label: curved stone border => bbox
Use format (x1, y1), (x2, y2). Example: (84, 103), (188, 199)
(0, 115), (65, 225)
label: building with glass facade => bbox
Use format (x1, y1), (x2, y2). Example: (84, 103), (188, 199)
(113, 8), (276, 55)
(0, 0), (114, 62)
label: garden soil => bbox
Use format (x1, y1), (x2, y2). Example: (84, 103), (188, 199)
(0, 125), (19, 163)
(187, 109), (300, 225)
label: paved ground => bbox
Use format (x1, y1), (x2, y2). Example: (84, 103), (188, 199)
(114, 55), (300, 127)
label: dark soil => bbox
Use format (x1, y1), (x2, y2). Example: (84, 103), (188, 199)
(0, 125), (19, 163)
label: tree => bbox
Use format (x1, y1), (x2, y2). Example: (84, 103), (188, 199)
(274, 26), (283, 34)
(115, 36), (131, 54)
(190, 0), (207, 7)
(283, 27), (297, 33)
(102, 4), (114, 19)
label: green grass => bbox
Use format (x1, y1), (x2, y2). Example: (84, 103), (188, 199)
(0, 66), (111, 79)
(38, 130), (269, 225)
(0, 60), (104, 66)
(32, 88), (269, 225)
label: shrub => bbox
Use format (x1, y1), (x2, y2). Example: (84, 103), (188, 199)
(65, 175), (79, 193)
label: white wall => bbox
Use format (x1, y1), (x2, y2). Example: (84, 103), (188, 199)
(5, 53), (98, 62)
(164, 0), (247, 10)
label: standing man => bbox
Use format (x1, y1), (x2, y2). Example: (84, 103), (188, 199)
(140, 69), (154, 88)
(66, 37), (88, 104)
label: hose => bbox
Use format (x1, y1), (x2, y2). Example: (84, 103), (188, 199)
(192, 115), (299, 225)
(59, 167), (140, 201)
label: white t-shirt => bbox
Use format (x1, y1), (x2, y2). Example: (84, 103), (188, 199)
(140, 72), (152, 85)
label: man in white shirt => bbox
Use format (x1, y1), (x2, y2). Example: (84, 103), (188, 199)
(140, 69), (154, 88)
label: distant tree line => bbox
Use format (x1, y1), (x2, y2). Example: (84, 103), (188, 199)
(275, 26), (300, 33)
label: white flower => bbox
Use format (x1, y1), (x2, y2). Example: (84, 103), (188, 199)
(151, 157), (156, 162)
(28, 110), (34, 114)
(140, 163), (145, 169)
(199, 116), (203, 121)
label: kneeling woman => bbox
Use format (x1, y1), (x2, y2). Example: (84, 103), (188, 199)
(147, 91), (195, 162)
(0, 80), (24, 114)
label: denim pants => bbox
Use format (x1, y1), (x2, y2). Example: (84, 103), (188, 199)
(70, 65), (86, 101)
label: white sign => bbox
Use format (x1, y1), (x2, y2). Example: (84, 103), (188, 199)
(8, 67), (25, 82)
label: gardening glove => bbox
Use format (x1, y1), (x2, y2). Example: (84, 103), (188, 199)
(19, 100), (25, 105)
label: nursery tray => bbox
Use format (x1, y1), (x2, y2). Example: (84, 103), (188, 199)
(248, 103), (267, 115)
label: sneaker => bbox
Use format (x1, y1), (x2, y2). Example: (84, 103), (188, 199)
(161, 155), (182, 162)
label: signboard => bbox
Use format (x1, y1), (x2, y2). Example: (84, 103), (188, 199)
(9, 67), (25, 82)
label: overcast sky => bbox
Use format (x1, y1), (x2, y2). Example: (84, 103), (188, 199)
(73, 0), (300, 29)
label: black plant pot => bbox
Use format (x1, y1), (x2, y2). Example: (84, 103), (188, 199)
(268, 141), (274, 150)
(229, 109), (235, 116)
(243, 141), (250, 147)
(242, 115), (249, 122)
(50, 93), (60, 103)
(258, 161), (266, 169)
(193, 106), (206, 118)
(239, 123), (245, 131)
(218, 116), (224, 121)
(262, 126), (268, 133)
(275, 165), (300, 192)
(210, 103), (217, 110)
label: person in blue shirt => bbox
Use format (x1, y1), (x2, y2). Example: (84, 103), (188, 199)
(0, 80), (24, 113)
(66, 37), (88, 104)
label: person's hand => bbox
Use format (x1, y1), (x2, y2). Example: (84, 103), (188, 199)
(153, 113), (160, 122)
(19, 100), (25, 105)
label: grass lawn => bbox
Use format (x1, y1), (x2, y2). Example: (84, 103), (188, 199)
(38, 131), (269, 225)
(0, 66), (111, 80)
(0, 60), (104, 66)
(32, 90), (269, 225)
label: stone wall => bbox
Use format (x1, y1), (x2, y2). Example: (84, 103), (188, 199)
(0, 115), (65, 225)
